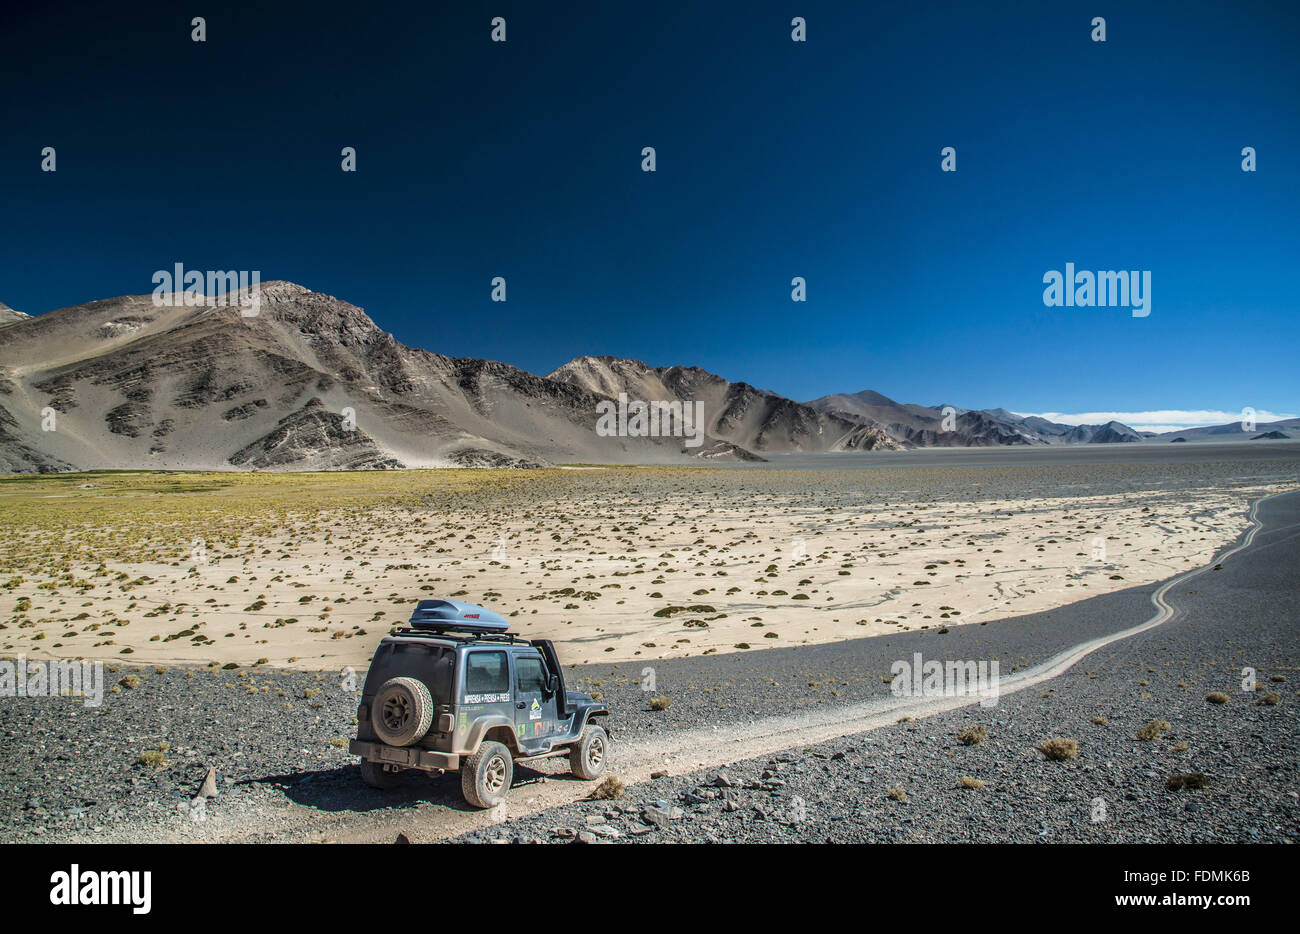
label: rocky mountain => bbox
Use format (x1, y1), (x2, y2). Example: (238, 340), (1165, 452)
(0, 283), (760, 473)
(0, 302), (30, 326)
(1153, 417), (1300, 444)
(803, 391), (1025, 446)
(804, 390), (1142, 446)
(546, 356), (901, 455)
(1060, 420), (1144, 444)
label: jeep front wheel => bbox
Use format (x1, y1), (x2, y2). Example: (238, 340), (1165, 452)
(372, 676), (434, 747)
(461, 740), (513, 809)
(359, 758), (404, 790)
(569, 724), (608, 780)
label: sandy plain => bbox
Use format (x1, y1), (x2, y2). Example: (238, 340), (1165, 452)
(0, 459), (1294, 671)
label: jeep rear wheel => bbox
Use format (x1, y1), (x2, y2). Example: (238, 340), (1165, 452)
(359, 758), (404, 790)
(569, 724), (608, 780)
(372, 677), (434, 747)
(461, 740), (513, 809)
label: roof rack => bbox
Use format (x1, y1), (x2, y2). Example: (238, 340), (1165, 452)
(389, 627), (526, 645)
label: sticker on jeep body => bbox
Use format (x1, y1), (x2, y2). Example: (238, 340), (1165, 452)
(463, 692), (509, 704)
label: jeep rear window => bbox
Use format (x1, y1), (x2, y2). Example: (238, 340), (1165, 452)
(464, 651), (508, 695)
(383, 643), (453, 700)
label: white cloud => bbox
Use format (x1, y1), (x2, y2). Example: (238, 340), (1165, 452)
(1015, 409), (1298, 434)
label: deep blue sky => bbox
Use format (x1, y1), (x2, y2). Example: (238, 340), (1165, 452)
(2, 1), (1296, 420)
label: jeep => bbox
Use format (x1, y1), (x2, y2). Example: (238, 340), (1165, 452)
(349, 599), (611, 808)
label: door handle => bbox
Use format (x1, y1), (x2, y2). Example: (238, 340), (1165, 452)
(516, 702), (526, 709)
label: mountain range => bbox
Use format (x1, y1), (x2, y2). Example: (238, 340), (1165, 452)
(801, 390), (1144, 447)
(0, 282), (1281, 473)
(1152, 418), (1300, 444)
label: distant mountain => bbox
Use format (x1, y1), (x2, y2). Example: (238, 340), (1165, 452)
(1060, 420), (1144, 444)
(803, 390), (1142, 446)
(547, 356), (901, 454)
(1154, 417), (1300, 444)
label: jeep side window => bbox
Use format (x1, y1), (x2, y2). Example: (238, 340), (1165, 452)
(516, 656), (547, 694)
(464, 651), (508, 695)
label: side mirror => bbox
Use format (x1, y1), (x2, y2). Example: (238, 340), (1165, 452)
(543, 674), (557, 696)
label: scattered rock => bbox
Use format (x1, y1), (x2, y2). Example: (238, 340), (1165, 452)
(195, 767), (218, 799)
(642, 804), (684, 827)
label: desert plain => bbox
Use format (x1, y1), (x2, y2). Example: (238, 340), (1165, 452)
(3, 453), (1296, 672)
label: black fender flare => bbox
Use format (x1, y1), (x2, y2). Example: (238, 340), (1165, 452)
(578, 706), (612, 738)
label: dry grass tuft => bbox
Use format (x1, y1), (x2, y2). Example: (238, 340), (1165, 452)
(1036, 737), (1079, 761)
(1135, 719), (1171, 741)
(958, 776), (985, 790)
(1166, 773), (1211, 791)
(1205, 692), (1230, 705)
(137, 745), (168, 768)
(956, 725), (987, 746)
(589, 775), (626, 800)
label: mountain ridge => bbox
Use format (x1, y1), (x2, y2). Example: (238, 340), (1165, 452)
(801, 389), (1143, 447)
(0, 284), (1179, 473)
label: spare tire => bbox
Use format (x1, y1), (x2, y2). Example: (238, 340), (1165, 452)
(372, 677), (434, 747)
